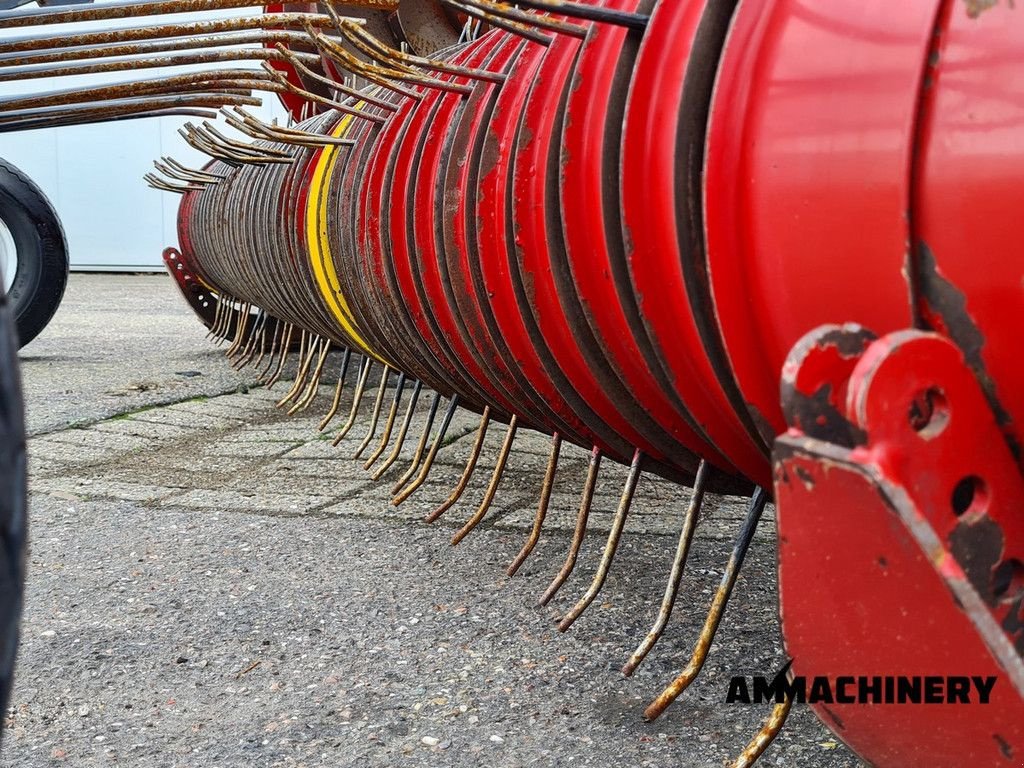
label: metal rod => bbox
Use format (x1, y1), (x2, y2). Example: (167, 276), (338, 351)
(353, 365), (391, 459)
(557, 449), (644, 631)
(729, 697), (793, 768)
(371, 379), (423, 480)
(331, 356), (373, 445)
(391, 395), (460, 504)
(622, 460), (710, 676)
(423, 406), (490, 523)
(363, 373), (407, 470)
(496, 0), (648, 30)
(450, 415), (519, 546)
(390, 391), (442, 494)
(539, 446), (601, 606)
(507, 432), (561, 576)
(289, 337), (332, 414)
(643, 487), (771, 721)
(319, 348), (353, 431)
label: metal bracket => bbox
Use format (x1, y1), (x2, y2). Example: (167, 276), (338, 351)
(774, 324), (1024, 766)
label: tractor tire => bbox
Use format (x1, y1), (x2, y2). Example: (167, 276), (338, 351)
(0, 273), (26, 738)
(0, 158), (69, 349)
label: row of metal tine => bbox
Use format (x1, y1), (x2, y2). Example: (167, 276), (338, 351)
(208, 297), (792, 768)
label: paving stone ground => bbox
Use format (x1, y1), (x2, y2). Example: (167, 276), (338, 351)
(4, 275), (863, 767)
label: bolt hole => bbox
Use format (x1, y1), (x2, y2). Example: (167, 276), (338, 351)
(951, 475), (988, 517)
(909, 387), (949, 439)
(992, 559), (1024, 604)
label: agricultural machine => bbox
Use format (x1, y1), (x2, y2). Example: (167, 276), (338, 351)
(0, 0), (1021, 765)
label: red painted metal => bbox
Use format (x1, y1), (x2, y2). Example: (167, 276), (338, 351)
(775, 326), (1024, 766)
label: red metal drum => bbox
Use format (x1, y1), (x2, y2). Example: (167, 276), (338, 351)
(912, 0), (1024, 473)
(704, 0), (940, 447)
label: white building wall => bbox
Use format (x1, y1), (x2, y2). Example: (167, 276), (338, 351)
(0, 5), (289, 270)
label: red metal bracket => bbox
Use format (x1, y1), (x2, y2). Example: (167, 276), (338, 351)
(774, 325), (1024, 766)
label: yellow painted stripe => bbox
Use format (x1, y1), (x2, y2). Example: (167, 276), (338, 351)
(305, 109), (385, 361)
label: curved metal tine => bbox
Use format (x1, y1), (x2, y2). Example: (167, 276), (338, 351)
(223, 105), (354, 147)
(372, 379), (423, 480)
(318, 347), (353, 431)
(218, 296), (240, 345)
(145, 173), (202, 193)
(622, 460), (710, 676)
(187, 123), (276, 165)
(423, 405), (490, 522)
(499, 0), (649, 30)
(260, 61), (388, 122)
(303, 25), (423, 100)
(391, 394), (460, 505)
(539, 446), (601, 606)
(210, 294), (229, 343)
(267, 46), (397, 112)
(458, 0), (588, 38)
(288, 337), (332, 414)
(264, 323), (296, 388)
(275, 330), (311, 406)
(336, 15), (506, 83)
(438, 0), (552, 45)
(730, 697), (793, 768)
(232, 309), (266, 368)
(557, 449), (644, 631)
(242, 314), (270, 369)
(153, 159), (209, 186)
(256, 318), (283, 378)
(206, 298), (223, 340)
(507, 432), (562, 576)
(199, 120), (295, 160)
(352, 365), (391, 459)
(164, 155), (225, 181)
(643, 487), (770, 721)
(363, 372), (407, 469)
(225, 301), (251, 357)
(389, 391), (442, 494)
(331, 356), (374, 445)
(450, 414), (519, 545)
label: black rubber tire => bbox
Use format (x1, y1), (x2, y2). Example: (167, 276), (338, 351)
(0, 158), (69, 349)
(0, 278), (26, 737)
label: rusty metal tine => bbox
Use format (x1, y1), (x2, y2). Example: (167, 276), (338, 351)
(364, 372), (406, 469)
(353, 365), (391, 459)
(0, 13), (336, 55)
(199, 121), (293, 159)
(318, 348), (353, 431)
(241, 314), (269, 369)
(256, 316), (282, 376)
(303, 25), (422, 100)
(210, 294), (228, 343)
(391, 394), (460, 505)
(331, 356), (373, 445)
(0, 0), (348, 29)
(231, 310), (264, 368)
(729, 697), (793, 768)
(264, 323), (295, 388)
(459, 0), (587, 38)
(507, 432), (562, 576)
(390, 391), (442, 494)
(340, 18), (506, 82)
(423, 405), (490, 522)
(496, 0), (648, 30)
(145, 173), (202, 193)
(0, 29), (317, 68)
(0, 47), (321, 83)
(206, 297), (223, 340)
(643, 487), (771, 721)
(268, 46), (398, 112)
(260, 61), (387, 122)
(439, 0), (552, 45)
(372, 379), (423, 480)
(277, 331), (312, 407)
(557, 449), (644, 632)
(539, 446), (601, 606)
(165, 156), (224, 181)
(289, 337), (332, 414)
(622, 460), (710, 676)
(450, 415), (519, 545)
(249, 317), (270, 369)
(226, 301), (251, 357)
